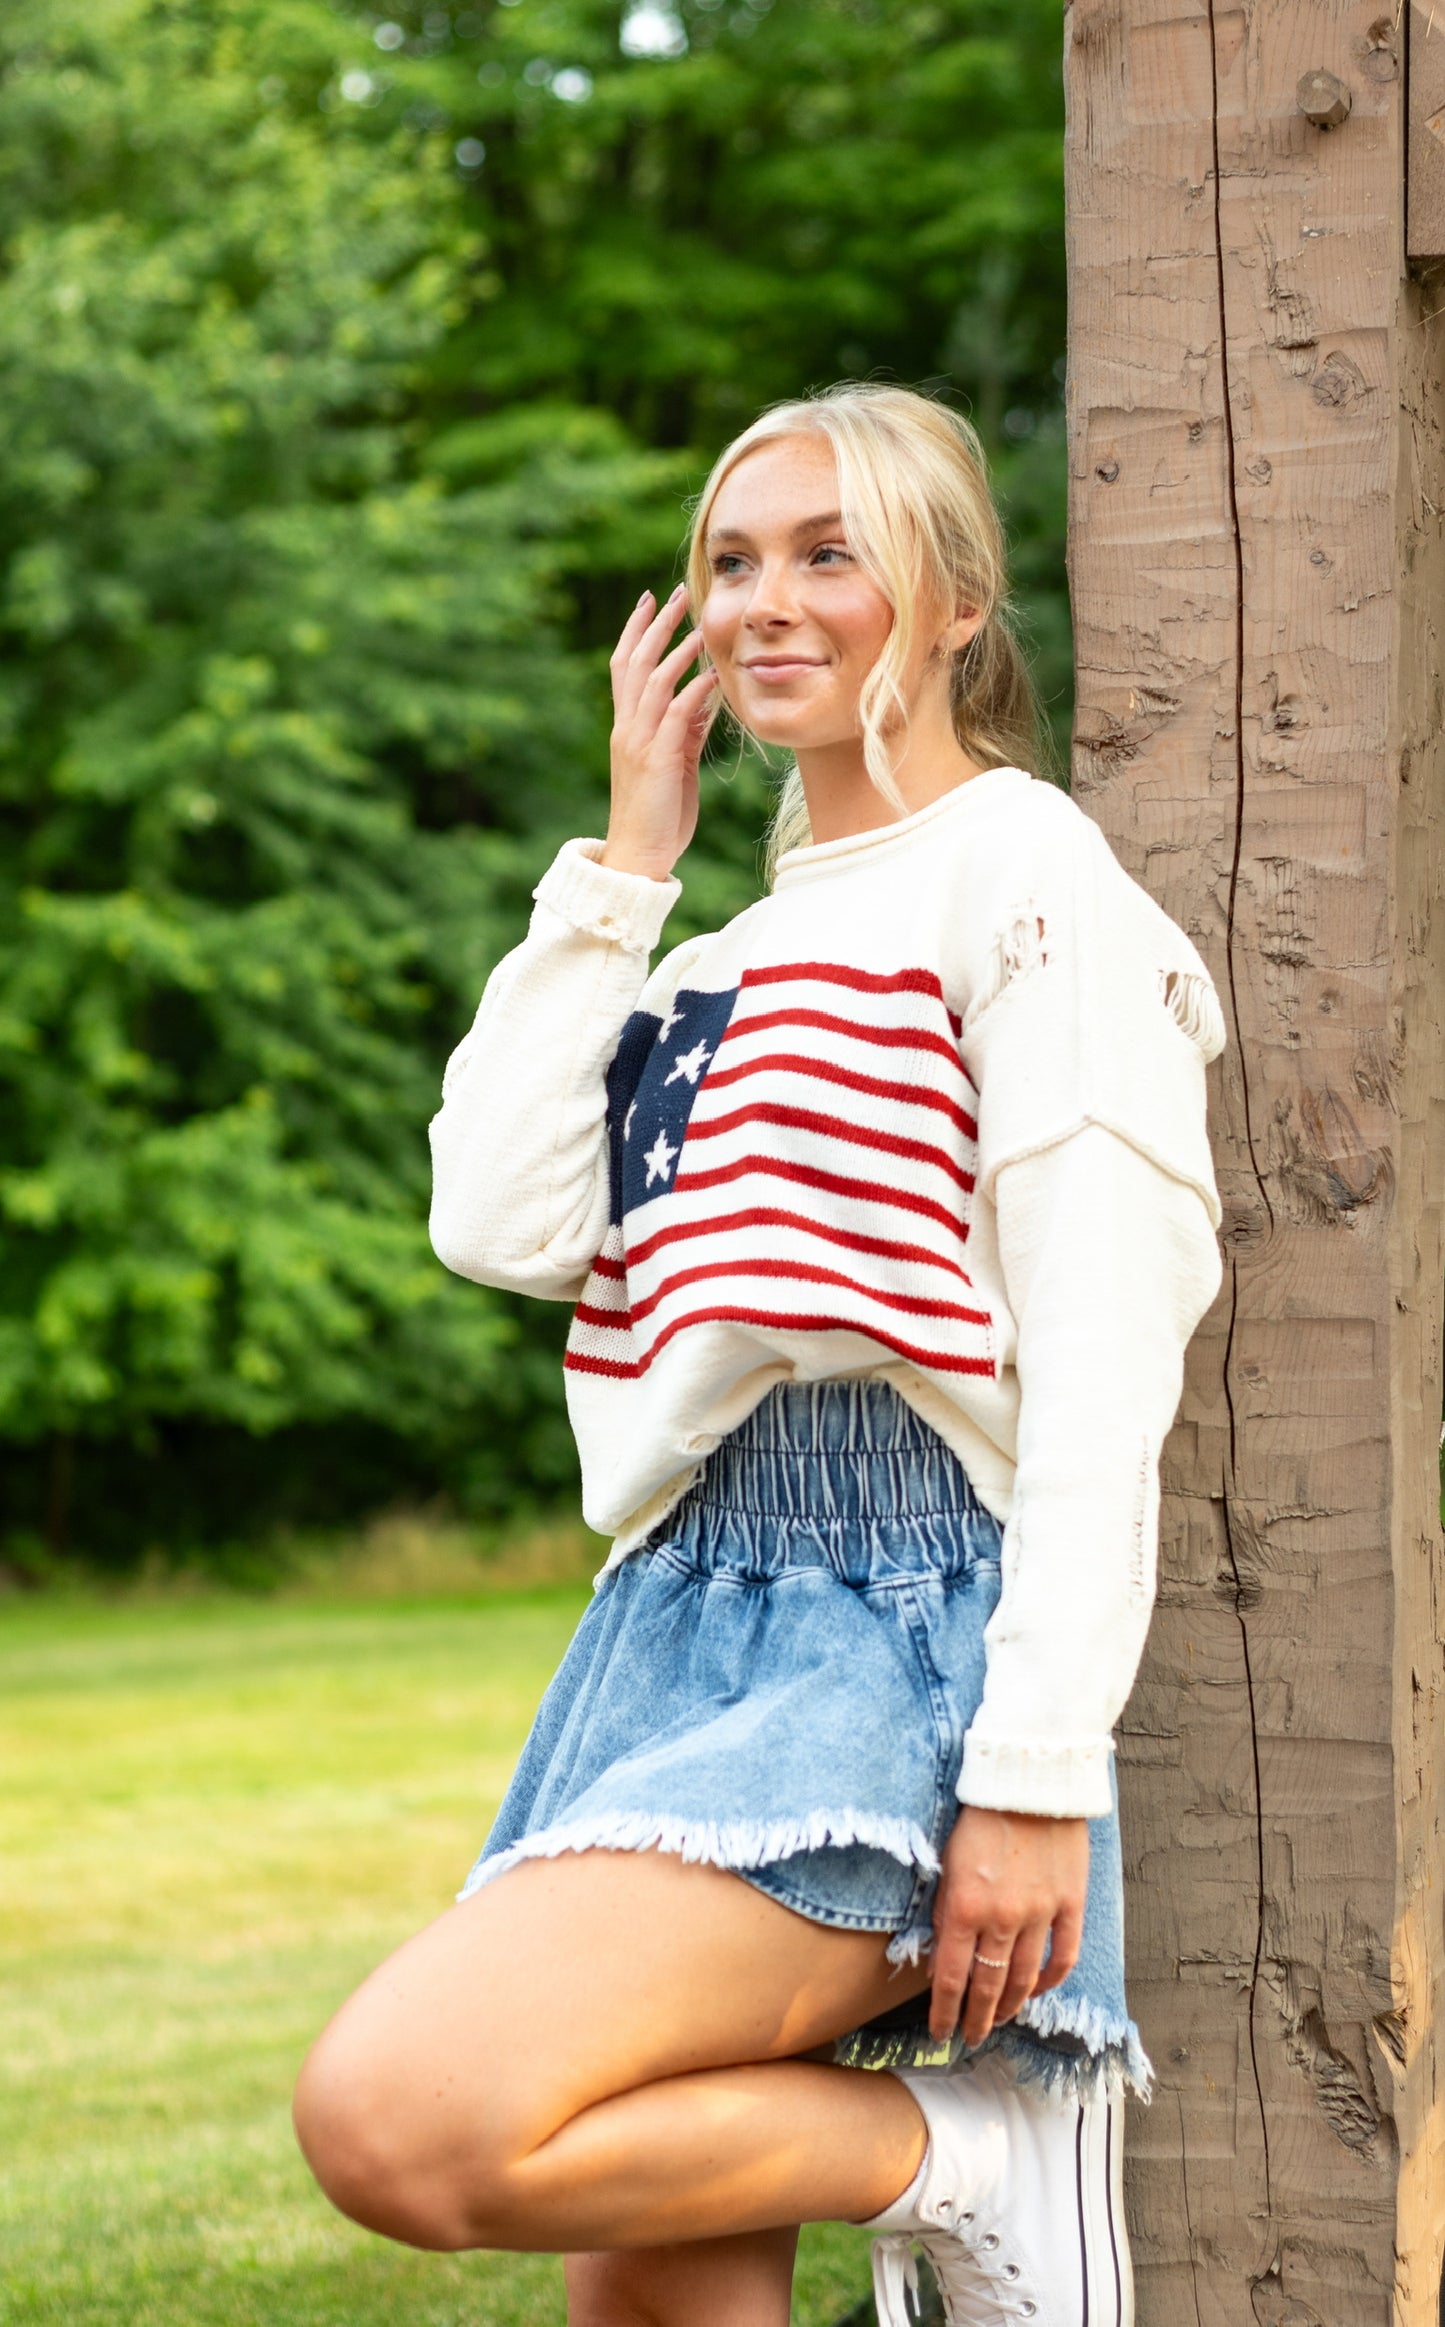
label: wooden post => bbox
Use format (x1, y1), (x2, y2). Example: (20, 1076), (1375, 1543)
(1063, 4), (1445, 2321)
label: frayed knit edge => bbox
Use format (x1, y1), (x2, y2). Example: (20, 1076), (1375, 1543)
(1159, 964), (1226, 1056)
(457, 1806), (941, 1903)
(835, 1992), (1152, 2106)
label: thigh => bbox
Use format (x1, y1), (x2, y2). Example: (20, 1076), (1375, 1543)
(306, 1849), (929, 2157)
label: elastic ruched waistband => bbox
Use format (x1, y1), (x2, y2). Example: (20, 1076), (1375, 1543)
(684, 1380), (985, 1525)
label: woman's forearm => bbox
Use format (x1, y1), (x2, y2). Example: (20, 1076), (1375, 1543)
(429, 841), (680, 1299)
(957, 1122), (1223, 1819)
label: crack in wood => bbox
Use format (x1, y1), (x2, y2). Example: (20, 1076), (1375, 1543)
(1221, 1254), (1274, 2224)
(1207, 0), (1273, 1236)
(1207, 0), (1277, 2246)
(1177, 2086), (1206, 2327)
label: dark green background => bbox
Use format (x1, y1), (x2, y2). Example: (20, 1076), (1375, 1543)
(0, 0), (1067, 1573)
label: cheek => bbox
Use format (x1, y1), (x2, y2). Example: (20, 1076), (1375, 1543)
(830, 600), (893, 676)
(700, 589), (737, 662)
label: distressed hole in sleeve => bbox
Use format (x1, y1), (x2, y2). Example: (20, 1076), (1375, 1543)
(1159, 966), (1224, 1051)
(1129, 1440), (1155, 1606)
(977, 904), (1049, 1013)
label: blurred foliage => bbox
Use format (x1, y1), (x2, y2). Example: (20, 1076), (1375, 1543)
(0, 0), (1066, 1569)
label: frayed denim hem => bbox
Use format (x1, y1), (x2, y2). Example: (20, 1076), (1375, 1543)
(883, 1920), (936, 1969)
(457, 1805), (941, 1905)
(834, 1992), (1153, 2105)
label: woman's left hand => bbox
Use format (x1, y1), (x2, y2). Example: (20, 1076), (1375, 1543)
(927, 1806), (1089, 2049)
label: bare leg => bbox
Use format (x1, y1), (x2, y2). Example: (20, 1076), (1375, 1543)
(294, 1849), (930, 2255)
(564, 2229), (799, 2327)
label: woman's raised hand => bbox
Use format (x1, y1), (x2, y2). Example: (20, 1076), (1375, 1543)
(600, 586), (720, 883)
(927, 1806), (1089, 2050)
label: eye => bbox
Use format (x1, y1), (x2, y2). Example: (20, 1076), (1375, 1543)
(711, 552), (747, 575)
(810, 541), (852, 566)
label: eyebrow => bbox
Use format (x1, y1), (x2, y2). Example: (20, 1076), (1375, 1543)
(706, 511), (845, 547)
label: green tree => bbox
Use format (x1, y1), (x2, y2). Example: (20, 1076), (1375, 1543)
(374, 0), (1070, 735)
(0, 0), (1068, 1568)
(0, 0), (669, 1562)
(330, 0), (1071, 935)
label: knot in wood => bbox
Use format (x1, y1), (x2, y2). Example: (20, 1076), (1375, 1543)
(1296, 68), (1352, 128)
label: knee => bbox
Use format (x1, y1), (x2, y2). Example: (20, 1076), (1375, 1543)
(292, 2025), (527, 2251)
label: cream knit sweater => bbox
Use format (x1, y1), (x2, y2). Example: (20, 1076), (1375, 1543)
(430, 766), (1226, 1819)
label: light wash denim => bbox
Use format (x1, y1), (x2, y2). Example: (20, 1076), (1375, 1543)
(461, 1380), (1149, 2100)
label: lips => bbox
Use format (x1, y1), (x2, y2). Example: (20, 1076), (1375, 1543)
(741, 658), (825, 678)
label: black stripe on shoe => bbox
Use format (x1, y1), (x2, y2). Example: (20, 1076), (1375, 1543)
(1105, 2102), (1122, 2327)
(1075, 2105), (1089, 2327)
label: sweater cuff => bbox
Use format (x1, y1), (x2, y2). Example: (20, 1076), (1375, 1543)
(533, 838), (681, 954)
(957, 1732), (1115, 1821)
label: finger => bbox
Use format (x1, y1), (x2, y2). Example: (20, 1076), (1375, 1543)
(637, 624), (705, 715)
(995, 1921), (1049, 2027)
(614, 586), (687, 716)
(629, 583), (690, 667)
(610, 590), (657, 678)
(656, 664), (720, 735)
(928, 1969), (968, 2048)
(651, 670), (716, 758)
(927, 1929), (975, 2045)
(682, 681), (721, 781)
(1032, 1904), (1083, 1997)
(961, 1934), (1016, 2049)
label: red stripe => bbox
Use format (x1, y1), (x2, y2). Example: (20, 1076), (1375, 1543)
(624, 1204), (972, 1283)
(574, 1299), (632, 1329)
(672, 1154), (972, 1234)
(699, 1051), (976, 1140)
(574, 1304), (620, 1329)
(740, 961), (947, 1002)
(566, 1307), (995, 1380)
(718, 1005), (965, 1072)
(627, 1257), (991, 1329)
(683, 1101), (974, 1192)
(563, 1351), (638, 1378)
(589, 1251), (626, 1280)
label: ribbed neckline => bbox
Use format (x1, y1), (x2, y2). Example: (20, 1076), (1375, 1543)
(771, 763), (1032, 886)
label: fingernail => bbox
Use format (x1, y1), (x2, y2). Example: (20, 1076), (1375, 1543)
(669, 582), (686, 601)
(637, 590), (653, 607)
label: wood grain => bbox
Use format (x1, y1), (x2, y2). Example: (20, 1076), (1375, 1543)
(1063, 4), (1445, 2319)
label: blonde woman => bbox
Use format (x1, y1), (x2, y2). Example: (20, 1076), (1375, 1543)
(294, 385), (1224, 2327)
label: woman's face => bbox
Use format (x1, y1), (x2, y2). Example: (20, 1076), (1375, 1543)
(699, 434), (907, 755)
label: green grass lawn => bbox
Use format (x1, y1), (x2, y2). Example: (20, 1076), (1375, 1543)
(0, 1574), (876, 2326)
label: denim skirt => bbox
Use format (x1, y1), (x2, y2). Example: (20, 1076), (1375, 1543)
(460, 1380), (1149, 2099)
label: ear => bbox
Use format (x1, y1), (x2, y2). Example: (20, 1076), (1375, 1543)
(946, 608), (985, 656)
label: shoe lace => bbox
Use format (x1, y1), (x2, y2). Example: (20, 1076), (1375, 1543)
(872, 2212), (1040, 2325)
(870, 2234), (922, 2327)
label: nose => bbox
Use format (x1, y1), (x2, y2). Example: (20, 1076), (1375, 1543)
(742, 554), (803, 629)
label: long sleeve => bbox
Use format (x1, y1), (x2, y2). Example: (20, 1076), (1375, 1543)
(955, 1127), (1222, 1819)
(429, 839), (681, 1300)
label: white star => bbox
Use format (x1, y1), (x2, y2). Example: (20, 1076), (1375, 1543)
(643, 1128), (678, 1186)
(656, 1001), (685, 1046)
(664, 1040), (711, 1088)
(623, 1099), (637, 1140)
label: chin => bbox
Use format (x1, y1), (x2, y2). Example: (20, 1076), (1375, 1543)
(743, 714), (809, 749)
(732, 700), (836, 751)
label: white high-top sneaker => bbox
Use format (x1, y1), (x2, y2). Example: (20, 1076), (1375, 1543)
(864, 2052), (1132, 2327)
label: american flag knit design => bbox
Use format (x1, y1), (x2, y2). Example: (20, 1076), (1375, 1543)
(564, 960), (995, 1383)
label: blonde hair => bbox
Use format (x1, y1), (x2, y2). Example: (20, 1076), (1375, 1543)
(684, 383), (1042, 879)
